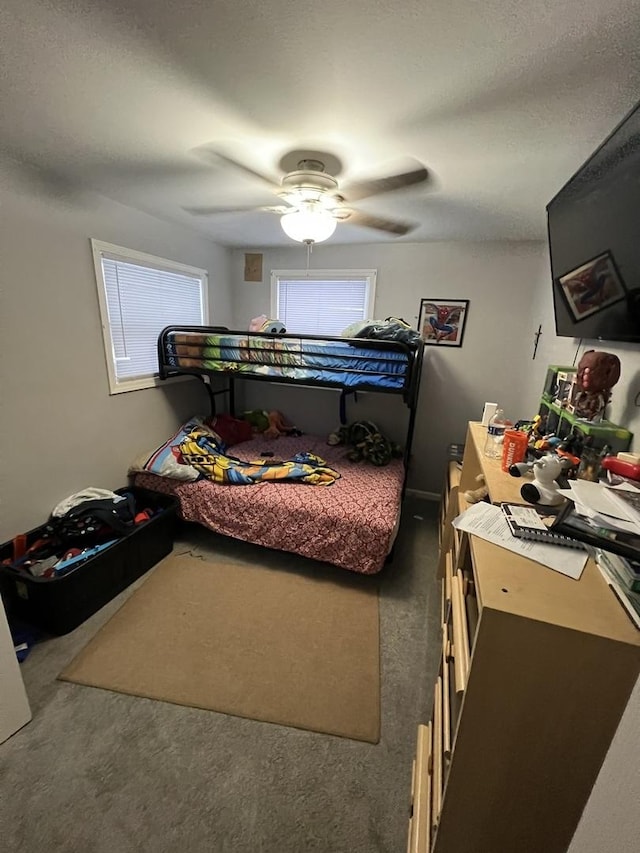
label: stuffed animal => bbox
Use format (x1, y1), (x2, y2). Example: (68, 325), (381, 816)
(463, 473), (489, 504)
(248, 315), (286, 334)
(327, 420), (402, 466)
(243, 410), (301, 439)
(571, 350), (621, 421)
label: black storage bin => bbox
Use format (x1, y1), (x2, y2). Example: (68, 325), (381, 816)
(0, 487), (178, 635)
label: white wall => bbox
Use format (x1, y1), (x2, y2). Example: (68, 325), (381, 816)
(230, 241), (548, 494)
(0, 158), (231, 540)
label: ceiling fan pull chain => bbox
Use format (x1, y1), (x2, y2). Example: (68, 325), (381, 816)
(306, 240), (312, 270)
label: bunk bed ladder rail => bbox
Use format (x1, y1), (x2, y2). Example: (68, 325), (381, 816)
(401, 342), (424, 498)
(194, 375), (235, 419)
(158, 324), (235, 419)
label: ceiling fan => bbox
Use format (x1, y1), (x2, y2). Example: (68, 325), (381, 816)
(183, 148), (430, 243)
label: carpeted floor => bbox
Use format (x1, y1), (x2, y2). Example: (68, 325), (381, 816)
(0, 497), (440, 853)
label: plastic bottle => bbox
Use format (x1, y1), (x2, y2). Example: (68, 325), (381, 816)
(484, 407), (508, 459)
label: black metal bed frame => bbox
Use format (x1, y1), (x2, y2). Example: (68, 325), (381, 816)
(157, 325), (424, 494)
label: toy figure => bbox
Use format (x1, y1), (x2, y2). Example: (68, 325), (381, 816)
(528, 414), (548, 445)
(555, 429), (584, 468)
(571, 350), (621, 421)
(520, 455), (565, 506)
(529, 413), (559, 452)
(534, 433), (560, 452)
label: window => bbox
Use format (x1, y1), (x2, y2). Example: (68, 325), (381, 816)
(92, 240), (208, 394)
(270, 269), (376, 336)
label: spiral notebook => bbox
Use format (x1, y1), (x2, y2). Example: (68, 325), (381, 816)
(501, 503), (585, 550)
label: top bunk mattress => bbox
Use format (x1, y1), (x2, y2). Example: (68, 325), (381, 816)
(134, 433), (404, 575)
(159, 327), (418, 393)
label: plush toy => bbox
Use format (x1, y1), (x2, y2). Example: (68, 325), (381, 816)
(463, 473), (489, 504)
(571, 350), (621, 421)
(520, 454), (565, 506)
(327, 420), (402, 466)
(243, 409), (301, 439)
(248, 315), (286, 334)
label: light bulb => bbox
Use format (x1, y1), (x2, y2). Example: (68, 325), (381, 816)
(281, 206), (337, 243)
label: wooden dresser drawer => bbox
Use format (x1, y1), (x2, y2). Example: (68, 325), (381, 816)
(450, 572), (470, 694)
(408, 722), (432, 853)
(438, 462), (462, 576)
(440, 550), (454, 625)
(441, 626), (452, 763)
(432, 677), (443, 832)
(428, 627), (457, 839)
(444, 550), (453, 607)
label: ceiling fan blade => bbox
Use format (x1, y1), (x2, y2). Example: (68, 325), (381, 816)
(182, 204), (291, 216)
(342, 163), (429, 202)
(183, 205), (263, 215)
(194, 146), (281, 192)
(345, 210), (417, 236)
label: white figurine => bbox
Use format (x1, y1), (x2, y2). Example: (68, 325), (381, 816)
(520, 454), (565, 506)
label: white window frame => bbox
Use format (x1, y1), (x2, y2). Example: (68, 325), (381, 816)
(270, 269), (377, 335)
(91, 239), (209, 395)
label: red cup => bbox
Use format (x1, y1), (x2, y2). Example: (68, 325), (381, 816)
(501, 429), (529, 472)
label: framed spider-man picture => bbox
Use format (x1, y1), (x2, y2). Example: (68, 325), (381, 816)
(418, 299), (469, 347)
(557, 251), (626, 322)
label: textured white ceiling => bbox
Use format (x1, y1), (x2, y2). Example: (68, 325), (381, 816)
(1, 0), (639, 246)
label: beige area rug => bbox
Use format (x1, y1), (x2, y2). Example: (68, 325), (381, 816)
(60, 555), (380, 742)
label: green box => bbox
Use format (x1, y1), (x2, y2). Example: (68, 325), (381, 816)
(538, 398), (632, 454)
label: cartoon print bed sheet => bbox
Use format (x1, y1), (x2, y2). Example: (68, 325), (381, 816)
(134, 434), (404, 575)
(162, 331), (410, 389)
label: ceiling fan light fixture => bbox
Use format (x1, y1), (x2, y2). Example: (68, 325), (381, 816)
(280, 205), (337, 243)
(282, 187), (333, 207)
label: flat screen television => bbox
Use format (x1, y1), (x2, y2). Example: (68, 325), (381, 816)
(547, 100), (640, 343)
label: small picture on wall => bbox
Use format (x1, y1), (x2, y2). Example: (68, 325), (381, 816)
(418, 299), (469, 346)
(557, 251), (626, 322)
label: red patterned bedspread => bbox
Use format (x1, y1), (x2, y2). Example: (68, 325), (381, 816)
(134, 434), (404, 574)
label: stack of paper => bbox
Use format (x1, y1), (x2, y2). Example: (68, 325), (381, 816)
(556, 480), (640, 536)
(452, 502), (588, 580)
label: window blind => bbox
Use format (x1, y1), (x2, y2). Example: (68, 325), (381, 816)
(101, 257), (204, 382)
(277, 278), (368, 336)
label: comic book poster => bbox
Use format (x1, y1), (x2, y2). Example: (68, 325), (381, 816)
(418, 299), (469, 346)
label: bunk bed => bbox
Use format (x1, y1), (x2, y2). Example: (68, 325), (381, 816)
(133, 325), (424, 574)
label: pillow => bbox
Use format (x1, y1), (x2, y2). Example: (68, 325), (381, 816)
(129, 449), (199, 482)
(128, 417), (216, 481)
